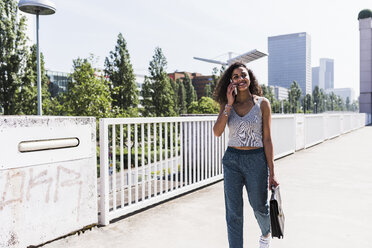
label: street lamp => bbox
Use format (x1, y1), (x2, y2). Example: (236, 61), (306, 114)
(18, 0), (56, 116)
(281, 100), (284, 114)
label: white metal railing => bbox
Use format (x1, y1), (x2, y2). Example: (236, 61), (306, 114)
(304, 114), (325, 148)
(98, 112), (368, 225)
(303, 113), (367, 149)
(271, 115), (296, 158)
(325, 114), (341, 139)
(99, 116), (227, 225)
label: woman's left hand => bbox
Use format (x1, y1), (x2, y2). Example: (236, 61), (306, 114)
(269, 174), (280, 189)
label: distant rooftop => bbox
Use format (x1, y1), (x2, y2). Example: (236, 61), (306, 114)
(358, 9), (372, 20)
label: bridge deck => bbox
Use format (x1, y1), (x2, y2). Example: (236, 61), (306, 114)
(44, 126), (372, 248)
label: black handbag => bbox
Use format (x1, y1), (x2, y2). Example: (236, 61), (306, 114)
(270, 185), (285, 239)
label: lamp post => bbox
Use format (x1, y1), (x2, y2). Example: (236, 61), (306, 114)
(18, 0), (56, 116)
(281, 100), (284, 114)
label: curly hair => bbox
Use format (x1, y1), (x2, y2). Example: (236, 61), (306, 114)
(213, 62), (263, 105)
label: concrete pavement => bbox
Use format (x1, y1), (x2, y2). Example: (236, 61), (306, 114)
(43, 126), (372, 248)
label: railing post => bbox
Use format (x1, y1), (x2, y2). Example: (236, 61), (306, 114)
(99, 118), (110, 226)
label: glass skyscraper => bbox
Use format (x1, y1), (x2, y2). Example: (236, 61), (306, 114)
(312, 58), (334, 90)
(319, 58), (334, 90)
(312, 66), (319, 90)
(268, 32), (311, 95)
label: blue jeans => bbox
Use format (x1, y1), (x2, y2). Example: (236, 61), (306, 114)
(222, 147), (270, 248)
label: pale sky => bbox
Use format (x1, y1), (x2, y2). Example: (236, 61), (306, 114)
(23, 0), (372, 96)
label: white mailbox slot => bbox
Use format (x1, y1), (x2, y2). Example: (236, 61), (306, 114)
(19, 137), (80, 152)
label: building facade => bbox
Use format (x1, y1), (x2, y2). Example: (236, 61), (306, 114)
(312, 67), (320, 90)
(359, 9), (372, 114)
(168, 72), (213, 99)
(46, 70), (71, 97)
(325, 88), (356, 103)
(269, 85), (289, 101)
(268, 32), (312, 95)
(319, 58), (334, 90)
(312, 58), (334, 91)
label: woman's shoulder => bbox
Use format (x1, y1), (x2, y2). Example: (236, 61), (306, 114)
(253, 95), (269, 104)
(256, 96), (271, 113)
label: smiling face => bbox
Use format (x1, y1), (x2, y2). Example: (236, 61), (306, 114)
(231, 67), (250, 92)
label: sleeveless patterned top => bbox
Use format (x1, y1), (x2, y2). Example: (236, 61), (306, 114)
(227, 97), (265, 147)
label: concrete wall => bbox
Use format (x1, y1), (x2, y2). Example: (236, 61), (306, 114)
(0, 116), (97, 248)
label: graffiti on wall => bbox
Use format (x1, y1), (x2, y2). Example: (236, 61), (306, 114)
(0, 165), (83, 221)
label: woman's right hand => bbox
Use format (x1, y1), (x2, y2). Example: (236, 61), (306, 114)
(226, 82), (236, 105)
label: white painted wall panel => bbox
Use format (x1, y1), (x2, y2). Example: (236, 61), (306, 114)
(325, 114), (341, 139)
(271, 115), (296, 158)
(304, 115), (325, 148)
(0, 117), (97, 248)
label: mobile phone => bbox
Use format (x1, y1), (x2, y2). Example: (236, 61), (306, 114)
(230, 79), (237, 95)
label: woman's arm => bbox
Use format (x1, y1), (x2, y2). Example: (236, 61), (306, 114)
(213, 82), (235, 137)
(261, 98), (280, 188)
(213, 104), (231, 137)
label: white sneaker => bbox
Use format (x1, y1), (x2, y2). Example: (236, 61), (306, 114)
(259, 235), (270, 248)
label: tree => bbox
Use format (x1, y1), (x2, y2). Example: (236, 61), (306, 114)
(312, 86), (320, 112)
(323, 93), (330, 112)
(271, 100), (281, 114)
(141, 76), (155, 116)
(205, 67), (222, 98)
(204, 84), (212, 98)
(346, 97), (350, 111)
(169, 78), (180, 115)
(303, 94), (312, 113)
(319, 89), (326, 112)
(288, 81), (302, 113)
(141, 47), (175, 117)
(261, 84), (268, 97)
(282, 100), (290, 113)
(104, 33), (138, 115)
(177, 79), (187, 114)
(187, 97), (219, 114)
(15, 44), (59, 115)
(351, 100), (359, 112)
(328, 92), (336, 111)
(0, 0), (28, 114)
(261, 84), (279, 113)
(183, 73), (197, 108)
(62, 56), (112, 118)
(335, 95), (345, 111)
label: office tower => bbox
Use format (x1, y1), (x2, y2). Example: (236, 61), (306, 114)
(359, 9), (372, 114)
(312, 58), (334, 91)
(312, 67), (320, 90)
(319, 58), (334, 89)
(325, 88), (356, 102)
(268, 32), (311, 95)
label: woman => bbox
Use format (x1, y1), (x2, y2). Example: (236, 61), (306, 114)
(213, 62), (279, 248)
